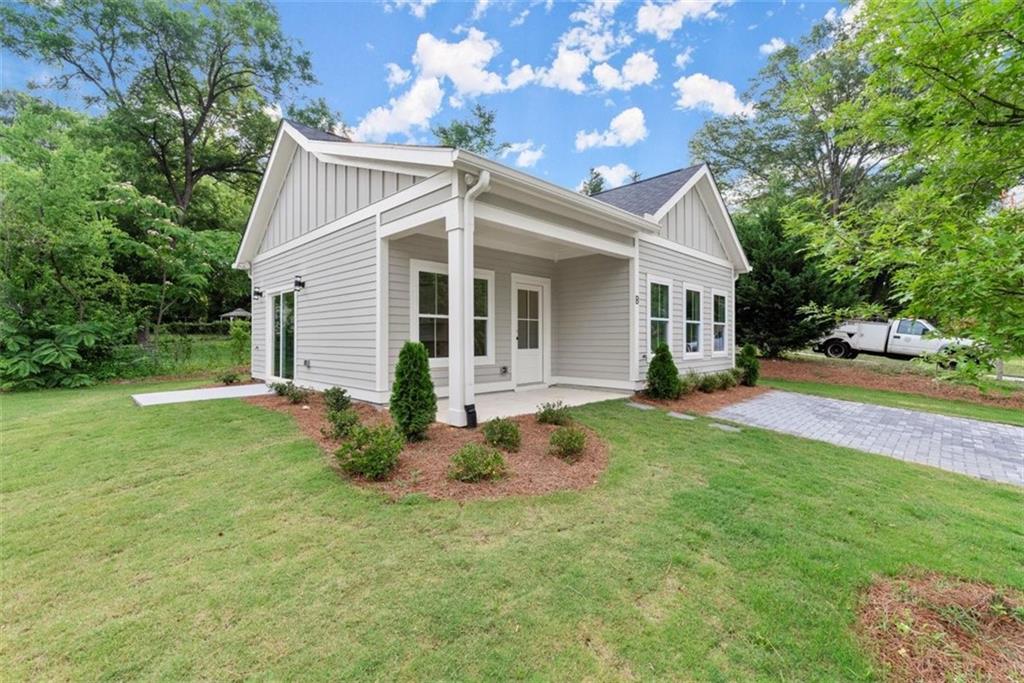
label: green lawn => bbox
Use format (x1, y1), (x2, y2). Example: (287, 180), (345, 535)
(762, 377), (1024, 426)
(3, 382), (1022, 680)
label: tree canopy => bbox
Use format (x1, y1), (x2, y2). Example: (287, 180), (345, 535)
(431, 104), (507, 155)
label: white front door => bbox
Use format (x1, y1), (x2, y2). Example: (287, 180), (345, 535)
(514, 284), (544, 385)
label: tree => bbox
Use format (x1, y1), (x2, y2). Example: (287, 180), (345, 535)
(431, 104), (507, 155)
(286, 97), (349, 137)
(580, 168), (605, 196)
(629, 170), (642, 183)
(2, 0), (315, 217)
(646, 343), (681, 399)
(390, 341), (436, 441)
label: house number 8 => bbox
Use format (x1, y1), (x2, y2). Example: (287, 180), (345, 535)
(635, 295), (640, 305)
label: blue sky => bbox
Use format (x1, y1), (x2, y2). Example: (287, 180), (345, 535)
(4, 0), (847, 190)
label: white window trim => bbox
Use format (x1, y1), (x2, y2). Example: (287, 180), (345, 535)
(646, 274), (673, 354)
(264, 287), (298, 383)
(683, 283), (704, 360)
(711, 288), (728, 357)
(409, 259), (495, 368)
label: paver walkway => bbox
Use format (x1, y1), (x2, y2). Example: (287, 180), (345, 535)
(711, 391), (1024, 486)
(133, 383), (272, 407)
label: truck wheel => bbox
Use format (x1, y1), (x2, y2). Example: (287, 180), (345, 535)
(824, 340), (850, 359)
(846, 350), (859, 359)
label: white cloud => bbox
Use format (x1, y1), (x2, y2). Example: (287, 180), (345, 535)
(636, 0), (730, 40)
(758, 37), (786, 55)
(592, 51), (659, 91)
(263, 102), (283, 121)
(825, 2), (863, 26)
(413, 29), (506, 97)
(673, 73), (754, 116)
(385, 63), (411, 88)
(501, 140), (546, 168)
(354, 77), (444, 142)
(384, 0), (438, 19)
(536, 47), (590, 94)
(674, 47), (694, 69)
(510, 8), (529, 26)
(575, 107), (647, 150)
(506, 59), (538, 90)
(560, 0), (632, 62)
(471, 0), (490, 20)
(579, 162), (636, 190)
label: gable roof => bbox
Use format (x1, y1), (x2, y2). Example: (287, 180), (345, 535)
(592, 165), (704, 216)
(285, 119), (350, 142)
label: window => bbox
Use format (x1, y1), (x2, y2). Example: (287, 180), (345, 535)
(713, 292), (727, 355)
(684, 287), (702, 356)
(648, 277), (671, 352)
(410, 260), (494, 365)
(897, 319), (929, 336)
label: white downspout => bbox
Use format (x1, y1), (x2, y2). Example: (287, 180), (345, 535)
(460, 170), (491, 427)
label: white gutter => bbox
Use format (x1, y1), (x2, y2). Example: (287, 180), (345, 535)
(457, 169), (491, 427)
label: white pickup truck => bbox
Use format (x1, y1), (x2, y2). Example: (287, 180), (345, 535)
(814, 318), (971, 360)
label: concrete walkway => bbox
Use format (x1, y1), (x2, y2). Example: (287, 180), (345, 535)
(711, 391), (1024, 487)
(132, 383), (272, 407)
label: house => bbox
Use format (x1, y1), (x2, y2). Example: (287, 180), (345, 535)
(233, 121), (751, 426)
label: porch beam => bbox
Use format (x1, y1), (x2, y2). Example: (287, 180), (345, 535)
(474, 203), (634, 259)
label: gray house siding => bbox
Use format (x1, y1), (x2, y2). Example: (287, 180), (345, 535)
(250, 216), (378, 390)
(658, 190), (728, 259)
(638, 238), (734, 376)
(551, 255), (630, 381)
(259, 148), (419, 254)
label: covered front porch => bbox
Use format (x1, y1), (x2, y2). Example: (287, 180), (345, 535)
(436, 385), (631, 424)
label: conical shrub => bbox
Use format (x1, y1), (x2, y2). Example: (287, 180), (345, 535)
(646, 342), (682, 399)
(390, 341), (436, 440)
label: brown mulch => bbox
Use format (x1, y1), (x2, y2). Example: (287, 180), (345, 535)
(762, 359), (1024, 410)
(633, 384), (770, 414)
(857, 571), (1024, 682)
(243, 393), (609, 502)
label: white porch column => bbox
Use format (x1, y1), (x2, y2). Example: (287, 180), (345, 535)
(446, 205), (469, 426)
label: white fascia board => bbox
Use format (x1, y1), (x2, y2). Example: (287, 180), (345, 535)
(695, 179), (752, 274)
(649, 165), (708, 223)
(300, 137), (455, 168)
(233, 124), (296, 268)
(312, 151), (443, 178)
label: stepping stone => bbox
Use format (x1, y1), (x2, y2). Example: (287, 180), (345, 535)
(627, 401), (655, 410)
(668, 412), (696, 420)
(708, 423), (741, 432)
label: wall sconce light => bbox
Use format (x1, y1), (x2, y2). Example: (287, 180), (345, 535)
(253, 288), (264, 299)
(294, 276), (306, 291)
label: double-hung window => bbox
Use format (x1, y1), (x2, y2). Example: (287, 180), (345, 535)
(684, 286), (702, 357)
(712, 291), (727, 355)
(648, 276), (672, 353)
(411, 260), (494, 366)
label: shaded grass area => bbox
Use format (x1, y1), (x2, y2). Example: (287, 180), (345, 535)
(761, 378), (1024, 427)
(3, 382), (1022, 680)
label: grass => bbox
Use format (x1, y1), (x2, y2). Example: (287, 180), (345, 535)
(104, 335), (244, 383)
(761, 378), (1024, 427)
(3, 382), (1022, 680)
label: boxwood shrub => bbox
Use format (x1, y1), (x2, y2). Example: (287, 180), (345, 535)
(482, 417), (521, 452)
(448, 443), (507, 482)
(336, 425), (403, 480)
(550, 426), (587, 462)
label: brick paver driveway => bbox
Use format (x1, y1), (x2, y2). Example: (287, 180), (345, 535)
(711, 391), (1024, 486)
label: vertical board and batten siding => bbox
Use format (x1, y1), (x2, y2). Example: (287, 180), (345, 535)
(551, 255), (631, 381)
(250, 216), (378, 389)
(388, 234), (557, 388)
(638, 238), (734, 376)
(658, 191), (728, 260)
(259, 147), (419, 254)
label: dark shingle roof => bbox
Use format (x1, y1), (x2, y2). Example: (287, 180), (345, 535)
(591, 164), (704, 216)
(285, 119), (351, 142)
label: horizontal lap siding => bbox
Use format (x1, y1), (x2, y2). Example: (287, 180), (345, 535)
(552, 255), (630, 381)
(639, 239), (734, 376)
(250, 216), (377, 389)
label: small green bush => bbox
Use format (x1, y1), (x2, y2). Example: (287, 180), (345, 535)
(482, 417), (521, 451)
(390, 341), (437, 441)
(719, 370), (738, 389)
(217, 371), (239, 385)
(229, 320), (251, 365)
(679, 372), (699, 396)
(448, 443), (507, 482)
(737, 344), (760, 386)
(270, 381), (291, 397)
(284, 383), (311, 404)
(697, 373), (718, 393)
(536, 401), (572, 425)
(325, 407), (359, 440)
(646, 342), (682, 399)
(550, 426), (587, 462)
(336, 425), (403, 480)
(323, 386), (352, 413)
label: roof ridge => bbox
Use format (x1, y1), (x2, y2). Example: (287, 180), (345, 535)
(593, 163), (704, 195)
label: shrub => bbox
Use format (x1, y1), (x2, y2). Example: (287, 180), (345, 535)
(323, 386), (352, 413)
(679, 371), (699, 396)
(325, 407), (359, 440)
(719, 370), (738, 389)
(336, 425), (403, 480)
(482, 417), (521, 451)
(228, 320), (251, 365)
(448, 443), (507, 482)
(390, 341), (436, 441)
(274, 382), (311, 404)
(270, 381), (291, 397)
(536, 401), (572, 425)
(737, 343), (760, 386)
(697, 373), (718, 393)
(217, 371), (239, 385)
(550, 426), (587, 462)
(646, 342), (682, 399)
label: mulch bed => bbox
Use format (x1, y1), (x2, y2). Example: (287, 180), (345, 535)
(762, 359), (1024, 410)
(633, 384), (770, 414)
(857, 571), (1024, 682)
(244, 393), (609, 502)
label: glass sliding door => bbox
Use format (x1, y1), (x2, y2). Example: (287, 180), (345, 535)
(272, 291), (295, 380)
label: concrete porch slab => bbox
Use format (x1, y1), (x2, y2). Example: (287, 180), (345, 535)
(437, 386), (629, 424)
(132, 383), (272, 407)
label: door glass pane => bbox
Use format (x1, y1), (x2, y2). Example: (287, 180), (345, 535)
(517, 319), (530, 350)
(897, 319), (914, 334)
(517, 289), (528, 317)
(281, 292), (294, 379)
(528, 320), (539, 349)
(474, 319), (487, 356)
(529, 290), (538, 319)
(474, 278), (488, 318)
(273, 295), (281, 378)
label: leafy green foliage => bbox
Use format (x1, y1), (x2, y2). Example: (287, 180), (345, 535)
(481, 418), (521, 452)
(270, 382), (291, 397)
(679, 372), (699, 396)
(579, 168), (605, 196)
(646, 343), (682, 399)
(737, 345), (760, 386)
(432, 104), (507, 155)
(322, 387), (352, 413)
(228, 321), (251, 366)
(390, 342), (437, 440)
(536, 401), (572, 426)
(336, 425), (402, 480)
(549, 426), (587, 462)
(447, 443), (507, 482)
(325, 407), (360, 440)
(217, 371), (240, 385)
(697, 373), (720, 393)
